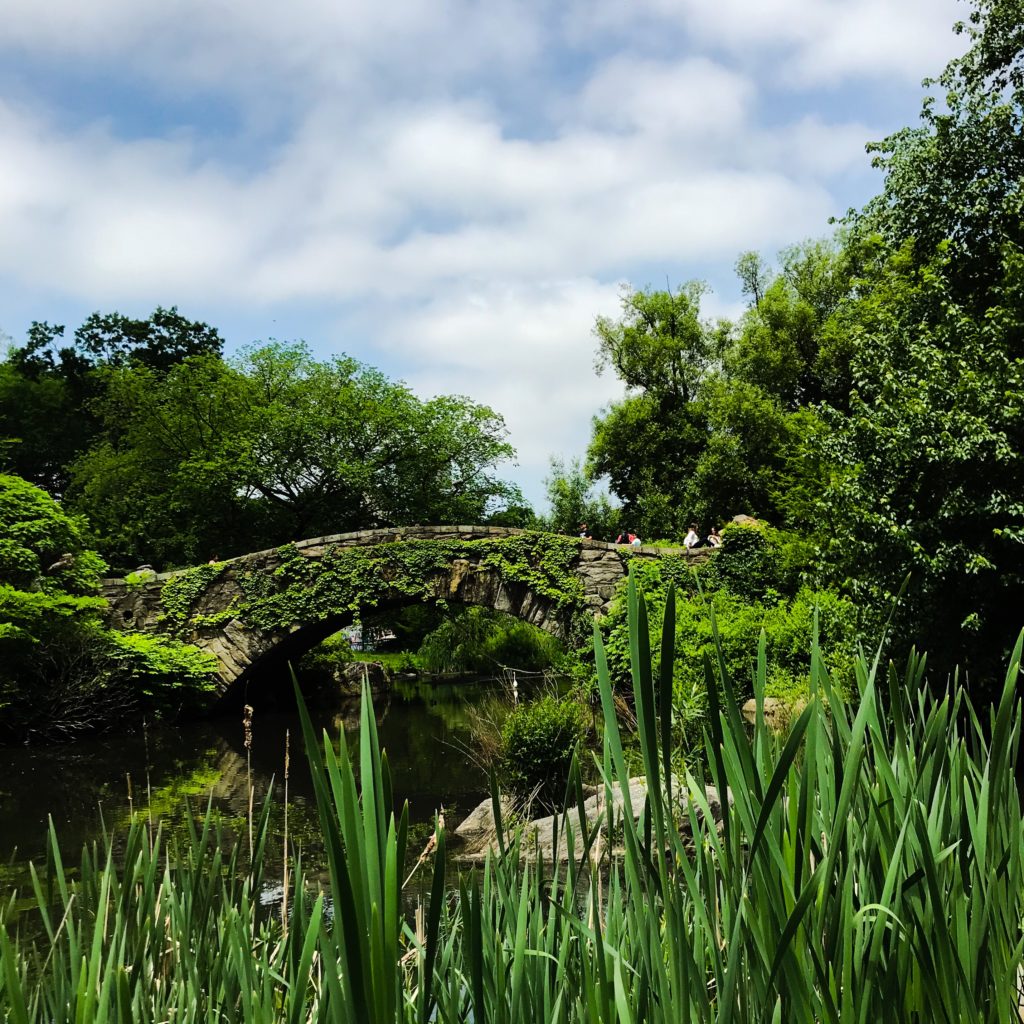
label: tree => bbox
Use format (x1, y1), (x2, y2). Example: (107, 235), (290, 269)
(587, 391), (706, 538)
(538, 457), (619, 540)
(593, 283), (726, 407)
(589, 283), (730, 538)
(728, 240), (855, 410)
(0, 308), (223, 495)
(69, 343), (525, 568)
(0, 474), (215, 741)
(734, 251), (772, 309)
(806, 0), (1024, 682)
(854, 0), (1024, 301)
(71, 308), (223, 371)
(686, 378), (807, 528)
(815, 239), (1024, 682)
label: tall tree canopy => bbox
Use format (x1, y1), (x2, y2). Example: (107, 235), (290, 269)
(814, 0), (1024, 677)
(578, 0), (1024, 681)
(0, 307), (223, 494)
(855, 0), (1024, 300)
(69, 342), (524, 569)
(816, 240), (1024, 682)
(587, 281), (820, 538)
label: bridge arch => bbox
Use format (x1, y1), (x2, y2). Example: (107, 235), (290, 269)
(102, 526), (706, 696)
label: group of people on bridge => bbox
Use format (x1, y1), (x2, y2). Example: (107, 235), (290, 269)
(577, 522), (723, 549)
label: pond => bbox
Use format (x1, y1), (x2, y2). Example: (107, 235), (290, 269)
(0, 673), (535, 913)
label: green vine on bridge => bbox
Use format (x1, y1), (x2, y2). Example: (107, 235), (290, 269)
(160, 561), (228, 627)
(159, 533), (589, 637)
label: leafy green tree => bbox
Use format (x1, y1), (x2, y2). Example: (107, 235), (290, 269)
(854, 0), (1024, 301)
(587, 392), (704, 538)
(588, 375), (811, 538)
(0, 474), (215, 741)
(593, 283), (727, 407)
(728, 240), (855, 410)
(70, 343), (525, 568)
(807, 0), (1024, 682)
(589, 283), (725, 538)
(734, 250), (772, 309)
(0, 473), (107, 645)
(537, 457), (619, 541)
(816, 239), (1024, 681)
(69, 308), (223, 371)
(0, 308), (223, 495)
(688, 378), (800, 526)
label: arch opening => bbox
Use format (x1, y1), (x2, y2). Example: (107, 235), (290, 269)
(221, 591), (568, 711)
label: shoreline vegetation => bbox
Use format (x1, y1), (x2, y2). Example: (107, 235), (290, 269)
(2, 575), (1022, 1021)
(1, 1), (1023, 1015)
(4, 0), (1024, 743)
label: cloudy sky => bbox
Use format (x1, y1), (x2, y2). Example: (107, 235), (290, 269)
(0, 0), (966, 506)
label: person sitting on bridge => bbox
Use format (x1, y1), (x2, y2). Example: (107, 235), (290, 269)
(630, 530), (642, 548)
(615, 526), (634, 545)
(708, 526), (722, 548)
(578, 523), (592, 539)
(684, 523), (701, 549)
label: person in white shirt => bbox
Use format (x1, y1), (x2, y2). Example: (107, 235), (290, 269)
(708, 527), (722, 548)
(684, 523), (701, 549)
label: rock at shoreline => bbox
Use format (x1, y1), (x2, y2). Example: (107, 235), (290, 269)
(336, 660), (391, 696)
(454, 777), (728, 865)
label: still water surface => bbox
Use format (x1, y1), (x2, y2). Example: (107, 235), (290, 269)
(0, 676), (516, 904)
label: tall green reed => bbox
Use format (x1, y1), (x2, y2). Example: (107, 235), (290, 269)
(1, 566), (1022, 1021)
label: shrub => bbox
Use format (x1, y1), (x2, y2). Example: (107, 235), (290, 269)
(0, 473), (218, 741)
(417, 607), (562, 675)
(600, 544), (859, 757)
(697, 521), (811, 601)
(500, 694), (586, 810)
(300, 630), (356, 674)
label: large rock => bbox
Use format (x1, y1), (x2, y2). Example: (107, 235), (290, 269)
(730, 514), (762, 527)
(454, 777), (728, 864)
(336, 660), (391, 697)
(741, 696), (806, 731)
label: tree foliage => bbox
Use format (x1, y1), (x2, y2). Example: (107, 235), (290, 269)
(855, 0), (1024, 301)
(817, 238), (1024, 678)
(0, 474), (216, 741)
(593, 283), (726, 406)
(0, 307), (223, 494)
(537, 457), (618, 541)
(69, 342), (524, 568)
(581, 0), (1024, 683)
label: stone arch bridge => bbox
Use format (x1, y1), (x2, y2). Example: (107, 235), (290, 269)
(102, 526), (708, 695)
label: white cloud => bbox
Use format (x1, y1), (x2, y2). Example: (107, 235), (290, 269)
(0, 0), (544, 103)
(574, 57), (754, 138)
(565, 0), (964, 86)
(375, 279), (626, 496)
(0, 0), (970, 503)
(0, 69), (842, 306)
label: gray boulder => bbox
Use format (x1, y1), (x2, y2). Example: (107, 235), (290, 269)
(454, 777), (729, 865)
(336, 660), (391, 697)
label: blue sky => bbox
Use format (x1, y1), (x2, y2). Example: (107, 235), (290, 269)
(0, 0), (967, 507)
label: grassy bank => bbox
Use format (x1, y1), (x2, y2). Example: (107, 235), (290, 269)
(2, 570), (1022, 1021)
